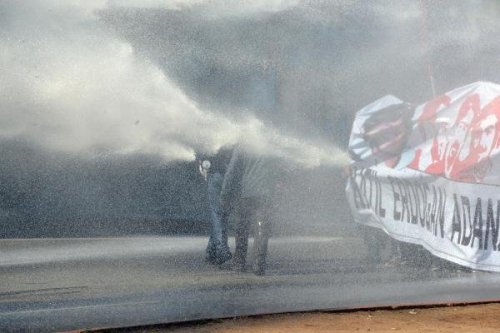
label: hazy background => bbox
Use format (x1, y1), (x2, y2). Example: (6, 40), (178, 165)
(1, 0), (500, 237)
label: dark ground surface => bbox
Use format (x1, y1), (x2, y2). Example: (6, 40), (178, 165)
(1, 236), (499, 332)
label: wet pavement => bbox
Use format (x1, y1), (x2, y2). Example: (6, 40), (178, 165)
(1, 236), (500, 331)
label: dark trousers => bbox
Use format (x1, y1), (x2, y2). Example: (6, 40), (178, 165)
(233, 197), (271, 274)
(206, 172), (231, 264)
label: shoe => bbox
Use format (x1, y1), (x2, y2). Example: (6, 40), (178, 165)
(232, 255), (246, 272)
(252, 264), (265, 276)
(205, 238), (217, 264)
(213, 245), (232, 265)
(206, 240), (232, 266)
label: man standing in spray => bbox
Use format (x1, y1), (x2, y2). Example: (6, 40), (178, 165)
(198, 147), (233, 265)
(219, 145), (284, 275)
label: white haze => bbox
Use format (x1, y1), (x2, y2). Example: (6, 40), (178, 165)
(0, 0), (348, 167)
(107, 0), (302, 16)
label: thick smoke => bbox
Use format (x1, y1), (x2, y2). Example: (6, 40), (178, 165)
(0, 1), (348, 167)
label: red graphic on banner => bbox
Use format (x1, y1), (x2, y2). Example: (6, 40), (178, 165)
(409, 93), (500, 183)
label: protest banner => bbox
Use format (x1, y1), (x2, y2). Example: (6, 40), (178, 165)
(346, 81), (500, 271)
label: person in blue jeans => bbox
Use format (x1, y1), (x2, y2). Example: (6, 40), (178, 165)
(198, 147), (233, 265)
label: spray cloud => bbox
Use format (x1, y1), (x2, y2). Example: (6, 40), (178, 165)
(0, 0), (348, 168)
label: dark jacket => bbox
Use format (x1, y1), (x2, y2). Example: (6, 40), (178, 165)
(220, 146), (284, 208)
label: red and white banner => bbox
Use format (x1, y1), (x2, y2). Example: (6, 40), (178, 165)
(346, 82), (500, 271)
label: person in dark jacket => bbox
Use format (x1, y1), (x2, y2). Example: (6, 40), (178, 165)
(219, 145), (285, 275)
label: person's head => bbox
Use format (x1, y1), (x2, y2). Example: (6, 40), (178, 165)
(445, 98), (479, 174)
(448, 96), (500, 182)
(362, 102), (413, 161)
(455, 96), (479, 140)
(471, 112), (499, 160)
(433, 117), (451, 159)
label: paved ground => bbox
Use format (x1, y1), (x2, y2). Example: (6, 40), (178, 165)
(1, 236), (500, 331)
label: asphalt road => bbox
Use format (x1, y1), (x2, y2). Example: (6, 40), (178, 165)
(1, 236), (500, 332)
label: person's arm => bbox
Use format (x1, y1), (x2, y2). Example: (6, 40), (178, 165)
(195, 152), (212, 181)
(219, 148), (244, 211)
